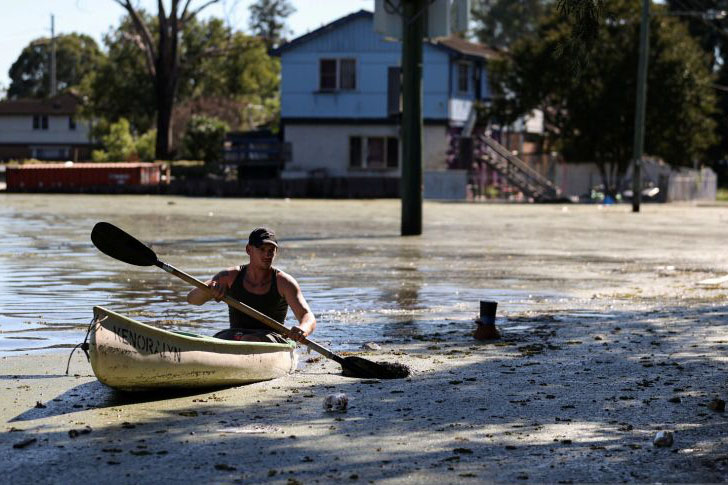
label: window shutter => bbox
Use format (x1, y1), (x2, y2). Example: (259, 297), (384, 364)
(387, 67), (401, 116)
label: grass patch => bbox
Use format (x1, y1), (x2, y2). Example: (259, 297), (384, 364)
(717, 188), (728, 201)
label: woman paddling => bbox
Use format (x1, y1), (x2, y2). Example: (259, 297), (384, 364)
(187, 227), (316, 343)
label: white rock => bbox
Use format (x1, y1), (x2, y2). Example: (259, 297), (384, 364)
(653, 430), (674, 447)
(362, 342), (381, 350)
(323, 393), (348, 413)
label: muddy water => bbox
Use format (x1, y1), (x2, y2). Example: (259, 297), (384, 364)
(6, 194), (723, 356)
(1, 194), (563, 355)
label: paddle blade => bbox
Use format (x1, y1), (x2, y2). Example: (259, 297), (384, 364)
(341, 356), (410, 379)
(91, 222), (158, 267)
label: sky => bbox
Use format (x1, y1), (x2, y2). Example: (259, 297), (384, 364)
(0, 0), (373, 93)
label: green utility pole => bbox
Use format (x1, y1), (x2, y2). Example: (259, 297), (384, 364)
(632, 0), (650, 213)
(400, 0), (424, 235)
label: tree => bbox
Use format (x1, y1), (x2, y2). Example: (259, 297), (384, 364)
(92, 118), (136, 161)
(110, 0), (225, 160)
(556, 0), (606, 44)
(7, 33), (104, 99)
(663, 1), (728, 162)
(248, 0), (295, 49)
(92, 118), (156, 161)
(82, 13), (280, 153)
(81, 13), (157, 138)
(182, 114), (229, 164)
(488, 0), (717, 196)
(471, 0), (552, 50)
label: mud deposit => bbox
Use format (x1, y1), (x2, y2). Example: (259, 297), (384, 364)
(1, 195), (727, 483)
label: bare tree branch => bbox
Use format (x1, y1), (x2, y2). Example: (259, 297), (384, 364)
(157, 0), (167, 21)
(181, 0), (195, 21)
(114, 0), (158, 76)
(170, 0), (180, 74)
(182, 0), (222, 23)
(180, 42), (235, 71)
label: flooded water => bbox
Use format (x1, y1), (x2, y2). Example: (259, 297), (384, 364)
(0, 194), (571, 355)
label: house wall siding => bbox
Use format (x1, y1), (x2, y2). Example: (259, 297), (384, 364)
(282, 123), (448, 177)
(0, 115), (91, 144)
(280, 15), (452, 121)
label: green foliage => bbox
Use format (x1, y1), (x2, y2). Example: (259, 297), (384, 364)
(7, 33), (104, 99)
(91, 150), (109, 162)
(181, 115), (229, 164)
(102, 118), (136, 161)
(489, 0), (717, 193)
(80, 14), (156, 135)
(664, 1), (728, 161)
(93, 118), (155, 162)
(249, 0), (295, 49)
(81, 13), (280, 151)
(472, 0), (553, 50)
(181, 23), (280, 103)
(135, 129), (157, 162)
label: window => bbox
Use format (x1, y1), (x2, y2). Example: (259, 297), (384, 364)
(319, 58), (356, 91)
(349, 136), (399, 169)
(367, 138), (385, 169)
(33, 115), (49, 130)
(349, 136), (362, 168)
(69, 116), (76, 130)
(339, 59), (356, 90)
(320, 59), (337, 90)
(457, 62), (469, 93)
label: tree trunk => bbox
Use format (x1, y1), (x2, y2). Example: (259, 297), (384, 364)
(114, 0), (218, 160)
(154, 8), (178, 160)
(155, 77), (176, 160)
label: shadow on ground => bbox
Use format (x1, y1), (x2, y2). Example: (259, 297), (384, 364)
(2, 302), (727, 483)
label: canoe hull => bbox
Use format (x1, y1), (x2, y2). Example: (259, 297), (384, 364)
(89, 306), (297, 391)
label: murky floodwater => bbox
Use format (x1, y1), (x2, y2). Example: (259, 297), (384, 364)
(0, 194), (567, 356)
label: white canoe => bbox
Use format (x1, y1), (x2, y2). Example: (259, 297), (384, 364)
(89, 306), (297, 391)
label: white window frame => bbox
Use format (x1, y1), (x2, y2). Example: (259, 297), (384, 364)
(349, 135), (399, 170)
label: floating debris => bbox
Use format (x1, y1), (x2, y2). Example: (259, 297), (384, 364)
(653, 430), (674, 447)
(217, 426), (281, 434)
(323, 393), (348, 413)
(12, 438), (37, 449)
(708, 398), (725, 412)
(69, 426), (92, 438)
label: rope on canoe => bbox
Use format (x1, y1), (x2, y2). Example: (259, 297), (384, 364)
(65, 315), (105, 375)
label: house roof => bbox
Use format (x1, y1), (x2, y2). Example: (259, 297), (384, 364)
(434, 36), (500, 61)
(270, 10), (372, 56)
(271, 10), (498, 61)
(0, 93), (81, 116)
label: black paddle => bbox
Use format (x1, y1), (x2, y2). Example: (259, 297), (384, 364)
(90, 222), (410, 379)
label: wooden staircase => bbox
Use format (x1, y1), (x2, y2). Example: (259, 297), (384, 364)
(476, 134), (561, 201)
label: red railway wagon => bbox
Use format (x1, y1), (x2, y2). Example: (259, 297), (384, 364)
(6, 163), (163, 191)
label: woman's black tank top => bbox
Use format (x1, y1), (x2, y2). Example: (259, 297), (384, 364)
(228, 265), (289, 331)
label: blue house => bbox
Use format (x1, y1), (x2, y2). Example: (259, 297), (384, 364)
(271, 10), (496, 194)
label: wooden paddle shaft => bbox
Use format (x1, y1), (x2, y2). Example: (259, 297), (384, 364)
(155, 261), (345, 365)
